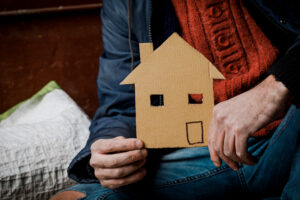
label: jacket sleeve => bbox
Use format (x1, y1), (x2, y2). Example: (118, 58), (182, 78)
(68, 0), (140, 183)
(268, 36), (300, 107)
(242, 0), (300, 107)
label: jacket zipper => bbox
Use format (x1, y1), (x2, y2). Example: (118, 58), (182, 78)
(148, 0), (153, 43)
(127, 0), (135, 71)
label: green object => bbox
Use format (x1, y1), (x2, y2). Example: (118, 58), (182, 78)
(0, 81), (61, 122)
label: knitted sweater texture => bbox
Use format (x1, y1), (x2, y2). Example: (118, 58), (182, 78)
(172, 0), (283, 136)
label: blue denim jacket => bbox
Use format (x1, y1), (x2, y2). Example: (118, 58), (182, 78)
(68, 0), (300, 183)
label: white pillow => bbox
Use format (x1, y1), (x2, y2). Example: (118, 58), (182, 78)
(0, 89), (90, 200)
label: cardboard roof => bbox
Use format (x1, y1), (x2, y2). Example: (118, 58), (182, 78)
(121, 33), (224, 85)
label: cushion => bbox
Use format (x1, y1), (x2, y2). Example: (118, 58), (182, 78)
(0, 81), (90, 200)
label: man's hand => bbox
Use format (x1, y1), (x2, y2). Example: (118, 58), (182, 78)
(208, 75), (290, 170)
(90, 136), (148, 189)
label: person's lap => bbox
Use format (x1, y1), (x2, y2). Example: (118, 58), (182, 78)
(62, 105), (300, 200)
(243, 105), (300, 198)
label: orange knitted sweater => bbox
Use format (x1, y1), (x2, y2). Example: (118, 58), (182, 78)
(172, 0), (282, 136)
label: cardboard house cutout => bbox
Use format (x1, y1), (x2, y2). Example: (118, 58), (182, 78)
(121, 33), (225, 148)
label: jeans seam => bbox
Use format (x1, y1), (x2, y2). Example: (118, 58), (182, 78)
(97, 191), (116, 200)
(154, 165), (230, 189)
(238, 168), (249, 194)
(269, 106), (296, 146)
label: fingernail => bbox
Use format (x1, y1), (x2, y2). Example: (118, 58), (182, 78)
(142, 149), (148, 157)
(213, 162), (220, 167)
(136, 140), (143, 148)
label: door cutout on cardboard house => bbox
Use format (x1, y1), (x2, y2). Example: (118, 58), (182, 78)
(186, 121), (204, 145)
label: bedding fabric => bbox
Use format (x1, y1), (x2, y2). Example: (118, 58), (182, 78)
(0, 88), (90, 200)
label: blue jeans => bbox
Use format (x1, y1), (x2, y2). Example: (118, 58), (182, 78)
(66, 106), (300, 200)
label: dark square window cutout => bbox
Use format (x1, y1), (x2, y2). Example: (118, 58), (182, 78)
(150, 94), (164, 106)
(188, 94), (203, 104)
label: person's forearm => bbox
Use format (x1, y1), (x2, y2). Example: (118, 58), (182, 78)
(256, 75), (290, 119)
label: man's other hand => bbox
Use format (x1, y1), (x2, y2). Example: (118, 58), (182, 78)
(208, 75), (290, 171)
(90, 136), (148, 189)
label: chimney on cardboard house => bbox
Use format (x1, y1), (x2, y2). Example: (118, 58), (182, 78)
(139, 43), (153, 63)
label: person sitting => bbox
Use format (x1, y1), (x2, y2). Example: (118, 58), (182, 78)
(51, 0), (300, 199)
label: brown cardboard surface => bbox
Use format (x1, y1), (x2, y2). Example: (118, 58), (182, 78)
(121, 33), (225, 148)
(139, 43), (154, 63)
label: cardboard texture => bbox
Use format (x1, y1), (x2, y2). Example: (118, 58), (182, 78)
(121, 33), (225, 148)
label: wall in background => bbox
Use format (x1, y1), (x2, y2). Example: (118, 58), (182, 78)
(0, 0), (100, 12)
(0, 2), (103, 117)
